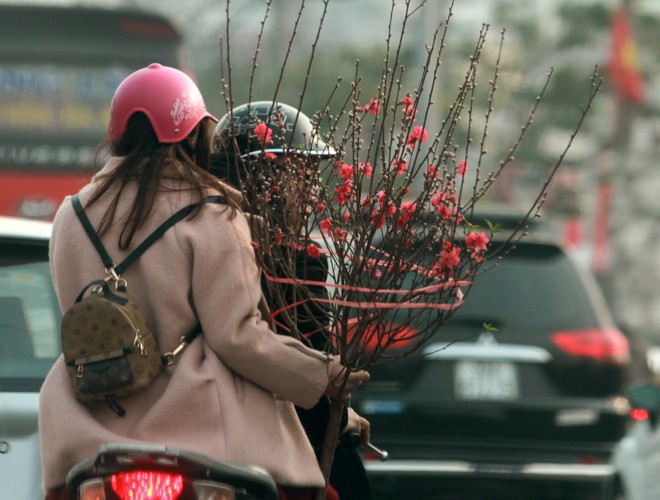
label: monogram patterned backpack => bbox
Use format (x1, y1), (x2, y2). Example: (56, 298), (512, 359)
(60, 194), (224, 416)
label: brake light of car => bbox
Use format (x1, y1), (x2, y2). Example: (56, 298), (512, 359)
(550, 327), (630, 365)
(111, 471), (183, 500)
(630, 408), (650, 422)
(345, 320), (419, 352)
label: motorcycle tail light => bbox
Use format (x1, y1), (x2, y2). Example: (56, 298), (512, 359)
(193, 480), (236, 500)
(111, 470), (183, 500)
(79, 478), (106, 500)
(551, 327), (630, 365)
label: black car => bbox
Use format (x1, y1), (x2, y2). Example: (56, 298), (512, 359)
(352, 219), (630, 499)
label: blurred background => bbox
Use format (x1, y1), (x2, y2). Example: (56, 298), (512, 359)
(1, 0), (659, 365)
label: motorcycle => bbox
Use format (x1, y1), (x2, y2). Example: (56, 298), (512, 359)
(66, 439), (389, 500)
(66, 443), (280, 500)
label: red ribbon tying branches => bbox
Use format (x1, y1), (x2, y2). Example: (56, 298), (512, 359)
(261, 240), (469, 334)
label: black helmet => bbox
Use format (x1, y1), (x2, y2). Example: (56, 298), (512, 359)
(212, 101), (335, 158)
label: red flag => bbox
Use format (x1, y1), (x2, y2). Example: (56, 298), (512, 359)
(607, 6), (645, 104)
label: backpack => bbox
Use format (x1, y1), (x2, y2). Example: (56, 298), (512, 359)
(61, 194), (224, 416)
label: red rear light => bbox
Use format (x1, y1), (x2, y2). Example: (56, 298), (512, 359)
(551, 328), (630, 365)
(111, 471), (183, 500)
(630, 408), (650, 421)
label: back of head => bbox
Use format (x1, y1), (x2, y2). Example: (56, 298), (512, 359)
(91, 64), (225, 248)
(108, 63), (217, 145)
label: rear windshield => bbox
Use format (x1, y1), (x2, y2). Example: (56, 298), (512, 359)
(449, 243), (599, 329)
(0, 239), (61, 391)
(381, 241), (601, 333)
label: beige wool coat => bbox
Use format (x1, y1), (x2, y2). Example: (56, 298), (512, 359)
(39, 157), (332, 490)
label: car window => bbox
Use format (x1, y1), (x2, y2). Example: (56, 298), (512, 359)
(381, 241), (600, 334)
(0, 239), (60, 391)
(450, 243), (599, 329)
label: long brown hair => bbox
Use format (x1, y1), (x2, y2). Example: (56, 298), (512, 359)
(87, 113), (239, 250)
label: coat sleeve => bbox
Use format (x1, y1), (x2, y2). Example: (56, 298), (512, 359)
(182, 205), (331, 409)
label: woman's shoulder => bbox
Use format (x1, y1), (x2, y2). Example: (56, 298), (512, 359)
(163, 188), (249, 239)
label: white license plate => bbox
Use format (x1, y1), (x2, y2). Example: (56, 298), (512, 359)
(454, 361), (519, 401)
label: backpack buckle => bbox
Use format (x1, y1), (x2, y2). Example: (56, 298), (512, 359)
(162, 337), (189, 366)
(105, 266), (128, 291)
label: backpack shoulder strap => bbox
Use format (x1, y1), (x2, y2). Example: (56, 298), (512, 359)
(71, 194), (115, 271)
(71, 194), (227, 275)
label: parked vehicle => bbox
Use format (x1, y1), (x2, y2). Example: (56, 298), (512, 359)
(0, 216), (59, 498)
(351, 211), (632, 499)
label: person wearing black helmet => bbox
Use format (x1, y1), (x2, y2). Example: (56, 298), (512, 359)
(212, 101), (373, 500)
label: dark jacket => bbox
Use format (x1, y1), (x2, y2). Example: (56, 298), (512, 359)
(263, 246), (373, 500)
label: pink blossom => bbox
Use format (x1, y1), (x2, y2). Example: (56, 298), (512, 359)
(361, 195), (371, 208)
(320, 218), (332, 234)
(435, 202), (454, 220)
(253, 122), (273, 145)
(440, 245), (461, 274)
(364, 98), (381, 115)
(405, 104), (418, 121)
(335, 181), (353, 204)
(398, 201), (417, 229)
(431, 192), (456, 220)
(339, 163), (354, 181)
(370, 209), (386, 229)
(275, 230), (283, 245)
(307, 245), (321, 258)
(358, 162), (373, 178)
(406, 126), (428, 147)
(316, 202), (326, 213)
(391, 158), (408, 175)
(443, 206), (455, 220)
(425, 165), (439, 179)
(466, 231), (489, 252)
(399, 97), (413, 106)
(458, 159), (468, 176)
(400, 201), (417, 220)
(333, 227), (348, 242)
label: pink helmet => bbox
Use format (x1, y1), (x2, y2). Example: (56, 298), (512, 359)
(108, 63), (217, 143)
